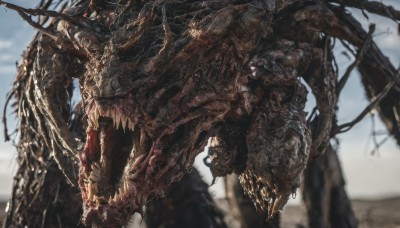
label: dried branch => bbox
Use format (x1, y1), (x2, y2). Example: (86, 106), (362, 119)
(0, 0), (98, 36)
(336, 24), (375, 95)
(337, 69), (400, 133)
(332, 6), (400, 145)
(1, 1), (71, 24)
(2, 90), (14, 142)
(328, 0), (400, 22)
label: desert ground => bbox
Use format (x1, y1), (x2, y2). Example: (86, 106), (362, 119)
(280, 197), (400, 228)
(214, 197), (400, 228)
(1, 197), (399, 227)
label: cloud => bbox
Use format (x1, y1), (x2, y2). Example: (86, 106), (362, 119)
(0, 54), (16, 63)
(0, 40), (12, 49)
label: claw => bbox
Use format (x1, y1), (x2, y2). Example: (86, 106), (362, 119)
(269, 194), (288, 218)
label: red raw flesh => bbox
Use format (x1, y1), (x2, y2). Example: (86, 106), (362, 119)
(80, 129), (100, 173)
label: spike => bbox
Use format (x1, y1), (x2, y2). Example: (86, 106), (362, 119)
(127, 119), (131, 131)
(94, 106), (98, 119)
(124, 181), (128, 193)
(138, 208), (144, 220)
(121, 116), (127, 131)
(128, 119), (134, 131)
(112, 109), (117, 127)
(87, 185), (92, 200)
(90, 114), (96, 128)
(115, 112), (121, 129)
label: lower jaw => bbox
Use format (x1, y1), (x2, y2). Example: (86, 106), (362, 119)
(79, 166), (146, 226)
(82, 202), (131, 226)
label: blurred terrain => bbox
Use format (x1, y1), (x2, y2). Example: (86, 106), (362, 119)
(280, 197), (400, 228)
(2, 197), (399, 227)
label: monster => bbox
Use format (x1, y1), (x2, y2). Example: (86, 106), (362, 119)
(2, 0), (400, 227)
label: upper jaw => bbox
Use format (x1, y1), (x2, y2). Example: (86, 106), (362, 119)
(86, 97), (136, 131)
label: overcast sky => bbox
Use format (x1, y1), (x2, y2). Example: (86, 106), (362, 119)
(0, 0), (399, 203)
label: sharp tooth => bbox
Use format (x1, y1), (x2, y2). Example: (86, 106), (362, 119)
(137, 208), (144, 219)
(121, 116), (127, 131)
(112, 109), (118, 129)
(123, 182), (128, 193)
(128, 119), (134, 131)
(112, 109), (117, 127)
(88, 183), (92, 200)
(89, 114), (96, 129)
(108, 196), (113, 204)
(115, 112), (121, 129)
(91, 183), (97, 198)
(88, 116), (93, 128)
(94, 106), (98, 119)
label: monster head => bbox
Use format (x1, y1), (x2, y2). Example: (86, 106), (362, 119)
(10, 0), (312, 226)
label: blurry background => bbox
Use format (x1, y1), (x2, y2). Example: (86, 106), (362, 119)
(0, 0), (399, 207)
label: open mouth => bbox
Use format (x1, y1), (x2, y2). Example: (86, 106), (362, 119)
(78, 98), (148, 225)
(75, 92), (214, 225)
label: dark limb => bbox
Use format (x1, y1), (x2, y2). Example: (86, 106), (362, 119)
(4, 162), (83, 228)
(225, 174), (280, 228)
(302, 143), (357, 228)
(302, 31), (357, 227)
(145, 169), (227, 228)
(4, 36), (83, 228)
